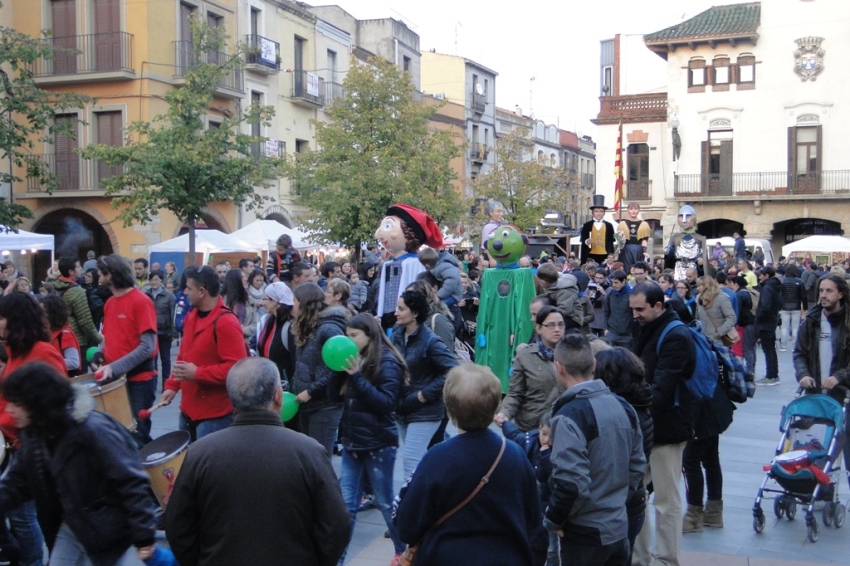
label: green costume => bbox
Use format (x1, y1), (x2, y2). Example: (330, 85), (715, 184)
(474, 224), (536, 392)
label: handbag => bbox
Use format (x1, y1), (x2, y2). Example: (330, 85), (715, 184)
(702, 303), (740, 346)
(399, 437), (506, 566)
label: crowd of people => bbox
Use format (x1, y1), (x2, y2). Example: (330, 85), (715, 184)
(0, 227), (847, 566)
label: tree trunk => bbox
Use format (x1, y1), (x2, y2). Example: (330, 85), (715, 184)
(187, 212), (196, 266)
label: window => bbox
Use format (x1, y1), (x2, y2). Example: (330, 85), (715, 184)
(712, 57), (730, 88)
(403, 55), (411, 73)
(94, 0), (120, 71)
(701, 131), (733, 196)
(602, 65), (613, 95)
(206, 12), (223, 64)
(537, 150), (545, 164)
(54, 114), (80, 191)
(250, 91), (262, 138)
(52, 0), (77, 74)
(95, 110), (122, 186)
(688, 59), (706, 92)
(207, 120), (221, 130)
(327, 49), (337, 81)
(628, 143), (649, 197)
(788, 125), (822, 193)
(295, 139), (309, 154)
(294, 37), (304, 71)
(737, 55), (756, 89)
(250, 7), (260, 37)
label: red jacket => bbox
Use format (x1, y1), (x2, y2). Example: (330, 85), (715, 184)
(165, 297), (248, 421)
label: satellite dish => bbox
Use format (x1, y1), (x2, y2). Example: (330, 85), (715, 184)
(475, 83), (484, 95)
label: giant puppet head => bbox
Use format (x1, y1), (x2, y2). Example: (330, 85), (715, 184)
(374, 204), (443, 256)
(677, 205), (697, 234)
(486, 225), (528, 266)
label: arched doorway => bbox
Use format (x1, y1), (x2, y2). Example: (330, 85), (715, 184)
(178, 212), (227, 236)
(774, 218), (843, 245)
(262, 204), (294, 228)
(32, 208), (115, 281)
(696, 218), (744, 239)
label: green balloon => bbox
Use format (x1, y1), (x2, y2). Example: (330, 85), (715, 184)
(280, 391), (299, 422)
(86, 347), (99, 363)
(322, 335), (358, 372)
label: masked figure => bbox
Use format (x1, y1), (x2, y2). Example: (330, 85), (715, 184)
(664, 205), (715, 280)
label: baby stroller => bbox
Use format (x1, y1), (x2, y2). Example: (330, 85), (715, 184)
(752, 387), (849, 542)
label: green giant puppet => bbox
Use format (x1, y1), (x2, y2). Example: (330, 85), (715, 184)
(475, 225), (536, 392)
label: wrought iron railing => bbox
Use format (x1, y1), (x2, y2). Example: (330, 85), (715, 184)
(582, 173), (595, 189)
(324, 81), (345, 104)
(626, 179), (652, 200)
(291, 69), (324, 105)
(244, 34), (279, 71)
(173, 41), (244, 93)
(470, 142), (490, 161)
(674, 170), (850, 197)
(472, 92), (486, 114)
(30, 32), (134, 77)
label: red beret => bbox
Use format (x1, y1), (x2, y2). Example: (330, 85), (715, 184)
(387, 204), (444, 249)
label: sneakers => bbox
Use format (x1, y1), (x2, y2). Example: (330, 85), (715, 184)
(389, 555), (402, 566)
(757, 377), (780, 386)
(780, 347), (788, 352)
(357, 494), (375, 512)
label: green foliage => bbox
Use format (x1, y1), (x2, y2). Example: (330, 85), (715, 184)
(285, 56), (463, 254)
(80, 18), (283, 259)
(0, 2), (93, 229)
(472, 129), (569, 234)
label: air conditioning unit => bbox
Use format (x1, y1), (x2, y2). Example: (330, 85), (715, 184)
(434, 93), (445, 100)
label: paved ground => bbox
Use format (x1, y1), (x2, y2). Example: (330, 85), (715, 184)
(143, 345), (850, 565)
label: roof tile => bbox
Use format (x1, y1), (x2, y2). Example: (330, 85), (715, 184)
(645, 2), (760, 44)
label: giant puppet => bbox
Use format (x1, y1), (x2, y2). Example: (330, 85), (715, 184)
(475, 225), (536, 393)
(618, 201), (651, 272)
(580, 195), (616, 265)
(664, 204), (715, 280)
(374, 204), (443, 329)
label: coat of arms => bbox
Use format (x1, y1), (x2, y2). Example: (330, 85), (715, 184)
(793, 37), (825, 82)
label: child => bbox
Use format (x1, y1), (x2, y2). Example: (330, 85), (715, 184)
(418, 247), (463, 331)
(498, 414), (558, 566)
(347, 271), (368, 311)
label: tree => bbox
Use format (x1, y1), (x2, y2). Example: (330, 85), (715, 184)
(471, 129), (564, 233)
(285, 56), (463, 259)
(0, 2), (92, 229)
(81, 18), (282, 260)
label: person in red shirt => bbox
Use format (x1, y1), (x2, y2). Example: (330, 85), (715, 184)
(160, 266), (248, 441)
(42, 295), (83, 377)
(91, 254), (159, 447)
(0, 292), (67, 566)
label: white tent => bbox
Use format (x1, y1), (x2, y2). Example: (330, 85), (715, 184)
(0, 227), (55, 251)
(782, 235), (850, 257)
(230, 220), (315, 250)
(149, 230), (257, 254)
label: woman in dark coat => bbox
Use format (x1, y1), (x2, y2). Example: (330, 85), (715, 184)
(257, 282), (295, 386)
(391, 289), (458, 480)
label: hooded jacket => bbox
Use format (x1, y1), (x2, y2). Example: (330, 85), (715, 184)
(755, 275), (782, 330)
(499, 342), (562, 432)
(292, 306), (350, 412)
(546, 273), (584, 328)
(603, 283), (633, 336)
(793, 305), (850, 400)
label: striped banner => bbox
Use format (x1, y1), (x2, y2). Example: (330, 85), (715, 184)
(613, 120), (623, 212)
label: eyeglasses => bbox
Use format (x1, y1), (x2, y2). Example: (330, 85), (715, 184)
(540, 322), (566, 329)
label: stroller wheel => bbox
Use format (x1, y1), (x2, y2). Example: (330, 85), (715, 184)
(786, 498), (797, 520)
(773, 497), (785, 519)
(807, 519), (819, 543)
(753, 511), (766, 533)
(823, 502), (835, 527)
(835, 503), (846, 528)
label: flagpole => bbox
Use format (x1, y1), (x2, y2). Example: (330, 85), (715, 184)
(615, 116), (624, 221)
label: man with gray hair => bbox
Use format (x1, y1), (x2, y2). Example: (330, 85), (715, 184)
(165, 358), (349, 566)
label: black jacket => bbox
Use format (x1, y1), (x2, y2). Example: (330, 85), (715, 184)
(622, 382), (653, 517)
(338, 347), (404, 452)
(802, 269), (820, 305)
(391, 324), (458, 423)
(165, 411), (349, 566)
(145, 287), (176, 338)
(735, 288), (754, 327)
(0, 389), (156, 566)
(793, 305), (850, 400)
(780, 276), (808, 312)
(292, 306), (349, 412)
(632, 308), (696, 446)
(694, 376), (735, 440)
(755, 276), (782, 330)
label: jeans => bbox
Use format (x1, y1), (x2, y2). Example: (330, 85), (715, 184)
(397, 420), (441, 481)
(298, 405), (344, 458)
(759, 327), (779, 379)
(50, 523), (138, 566)
(179, 412), (233, 442)
(156, 336), (173, 391)
(547, 517), (560, 566)
(683, 436), (722, 506)
(338, 447), (404, 563)
(7, 500), (44, 566)
(779, 310), (802, 350)
(626, 512), (644, 566)
(560, 538), (629, 566)
(743, 325), (758, 375)
(633, 442), (686, 566)
(127, 379), (156, 447)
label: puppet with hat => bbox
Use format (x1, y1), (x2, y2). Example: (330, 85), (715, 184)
(475, 224), (536, 393)
(664, 204), (715, 280)
(374, 203), (443, 329)
(580, 195), (616, 265)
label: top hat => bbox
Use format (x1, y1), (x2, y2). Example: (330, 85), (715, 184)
(589, 195), (608, 211)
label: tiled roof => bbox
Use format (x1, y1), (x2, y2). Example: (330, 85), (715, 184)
(644, 2), (760, 45)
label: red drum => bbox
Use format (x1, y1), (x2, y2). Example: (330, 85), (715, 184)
(775, 450), (811, 473)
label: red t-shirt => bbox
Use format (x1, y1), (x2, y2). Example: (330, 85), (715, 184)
(52, 324), (82, 372)
(103, 288), (158, 382)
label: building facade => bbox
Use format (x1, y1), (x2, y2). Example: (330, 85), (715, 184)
(595, 0), (850, 256)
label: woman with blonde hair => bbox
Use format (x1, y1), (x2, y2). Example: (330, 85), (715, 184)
(695, 276), (736, 345)
(4, 277), (33, 296)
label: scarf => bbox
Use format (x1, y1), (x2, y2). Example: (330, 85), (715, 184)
(536, 338), (554, 362)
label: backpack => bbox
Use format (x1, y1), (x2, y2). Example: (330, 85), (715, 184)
(747, 288), (760, 315)
(430, 313), (472, 364)
(712, 339), (755, 403)
(656, 320), (717, 402)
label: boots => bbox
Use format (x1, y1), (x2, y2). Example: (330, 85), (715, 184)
(704, 499), (724, 528)
(682, 504), (704, 533)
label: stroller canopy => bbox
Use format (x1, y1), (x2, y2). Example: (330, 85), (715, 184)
(782, 394), (844, 428)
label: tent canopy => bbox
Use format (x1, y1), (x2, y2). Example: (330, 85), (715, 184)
(0, 227), (54, 251)
(230, 220), (315, 251)
(782, 235), (850, 256)
(149, 230), (257, 254)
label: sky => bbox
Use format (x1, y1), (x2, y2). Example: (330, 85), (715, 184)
(321, 0), (723, 137)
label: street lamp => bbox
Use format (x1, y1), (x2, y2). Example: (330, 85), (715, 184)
(670, 115), (681, 162)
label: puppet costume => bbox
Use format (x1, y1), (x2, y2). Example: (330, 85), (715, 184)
(580, 195), (615, 265)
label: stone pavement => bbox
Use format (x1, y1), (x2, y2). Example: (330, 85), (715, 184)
(144, 346), (850, 565)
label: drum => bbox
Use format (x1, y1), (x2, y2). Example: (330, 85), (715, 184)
(139, 431), (191, 507)
(775, 450), (811, 473)
(77, 376), (136, 433)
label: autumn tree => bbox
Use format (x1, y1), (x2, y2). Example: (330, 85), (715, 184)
(81, 18), (282, 260)
(285, 56), (463, 258)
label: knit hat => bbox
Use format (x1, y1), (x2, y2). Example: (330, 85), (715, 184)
(265, 282), (294, 306)
(386, 203), (443, 249)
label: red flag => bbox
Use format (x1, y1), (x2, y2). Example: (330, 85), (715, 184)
(613, 120), (623, 212)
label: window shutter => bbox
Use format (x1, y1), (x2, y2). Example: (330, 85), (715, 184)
(54, 114), (79, 191)
(701, 141), (710, 194)
(96, 111), (123, 186)
(52, 0), (77, 74)
(94, 0), (120, 71)
(815, 125), (822, 172)
(179, 3), (195, 71)
(787, 126), (796, 191)
(720, 140), (734, 196)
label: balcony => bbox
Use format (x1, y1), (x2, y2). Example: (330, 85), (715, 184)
(582, 173), (595, 189)
(290, 70), (324, 107)
(325, 81), (345, 105)
(673, 171), (850, 200)
(472, 92), (486, 114)
(30, 32), (134, 84)
(248, 140), (285, 160)
(470, 142), (490, 162)
(23, 153), (124, 194)
(592, 92), (668, 125)
(173, 41), (244, 98)
(244, 34), (280, 74)
(626, 179), (652, 201)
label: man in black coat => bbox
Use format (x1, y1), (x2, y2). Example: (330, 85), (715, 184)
(755, 266), (782, 386)
(165, 357), (350, 566)
(629, 282), (696, 566)
(580, 195), (616, 266)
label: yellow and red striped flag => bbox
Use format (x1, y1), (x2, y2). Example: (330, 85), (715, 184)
(613, 120), (623, 212)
